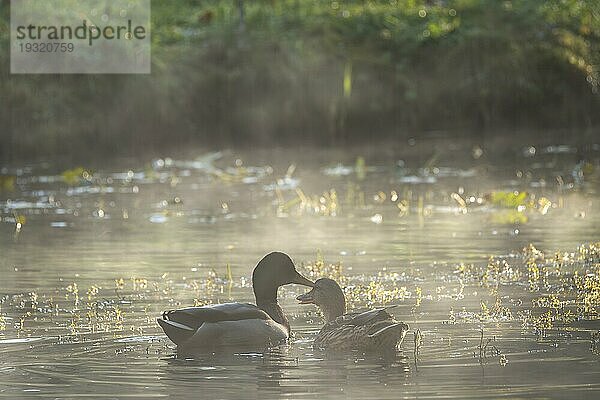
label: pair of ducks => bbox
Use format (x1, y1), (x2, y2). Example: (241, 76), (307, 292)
(157, 252), (408, 351)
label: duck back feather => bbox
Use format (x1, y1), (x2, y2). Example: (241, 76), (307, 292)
(157, 302), (285, 347)
(314, 307), (409, 351)
(162, 303), (270, 328)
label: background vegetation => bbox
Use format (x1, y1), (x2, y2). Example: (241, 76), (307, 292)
(1, 0), (599, 163)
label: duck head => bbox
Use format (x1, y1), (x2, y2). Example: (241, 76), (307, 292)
(296, 278), (346, 322)
(252, 252), (313, 305)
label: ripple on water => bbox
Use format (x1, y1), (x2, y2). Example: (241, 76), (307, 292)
(0, 337), (47, 344)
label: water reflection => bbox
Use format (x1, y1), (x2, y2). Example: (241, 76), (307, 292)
(161, 345), (411, 398)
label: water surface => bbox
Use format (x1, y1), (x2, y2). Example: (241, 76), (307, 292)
(1, 139), (599, 398)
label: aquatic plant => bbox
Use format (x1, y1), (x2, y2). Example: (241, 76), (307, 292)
(61, 167), (91, 186)
(487, 191), (528, 208)
(301, 250), (344, 284)
(477, 328), (508, 366)
(490, 210), (528, 225)
(0, 175), (15, 191)
(413, 328), (423, 369)
(591, 331), (600, 356)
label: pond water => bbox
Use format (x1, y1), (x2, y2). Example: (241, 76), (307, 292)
(1, 138), (599, 399)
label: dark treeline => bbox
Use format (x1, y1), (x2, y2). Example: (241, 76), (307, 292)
(1, 0), (599, 164)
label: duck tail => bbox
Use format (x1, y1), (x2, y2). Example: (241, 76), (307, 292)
(157, 318), (195, 345)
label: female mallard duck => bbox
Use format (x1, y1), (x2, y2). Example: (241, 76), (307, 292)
(157, 252), (313, 348)
(297, 278), (409, 351)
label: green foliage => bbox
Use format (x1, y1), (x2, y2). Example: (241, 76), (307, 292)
(488, 191), (528, 208)
(1, 0), (599, 161)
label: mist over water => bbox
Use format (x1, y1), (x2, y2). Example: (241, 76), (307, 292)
(1, 139), (599, 398)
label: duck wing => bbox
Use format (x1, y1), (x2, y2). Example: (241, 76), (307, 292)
(322, 307), (394, 333)
(158, 303), (272, 345)
(162, 303), (270, 330)
(315, 306), (406, 350)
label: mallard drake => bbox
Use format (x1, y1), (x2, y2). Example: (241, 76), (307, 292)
(297, 278), (409, 351)
(157, 252), (313, 348)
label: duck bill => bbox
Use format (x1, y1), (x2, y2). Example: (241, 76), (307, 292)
(296, 289), (316, 304)
(292, 272), (314, 287)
